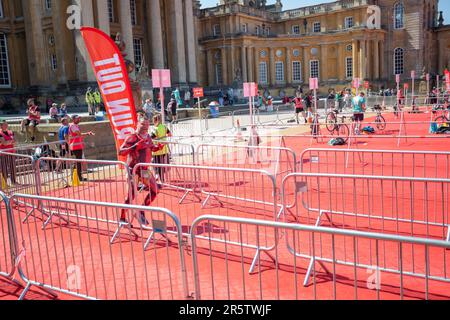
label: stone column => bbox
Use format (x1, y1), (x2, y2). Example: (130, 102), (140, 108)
(171, 0), (187, 84)
(221, 47), (228, 85)
(366, 40), (372, 80)
(374, 40), (380, 79)
(72, 0), (95, 82)
(184, 0), (198, 84)
(119, 0), (135, 68)
(269, 48), (275, 86)
(206, 50), (214, 86)
(379, 40), (385, 79)
(148, 0), (164, 69)
(303, 47), (309, 83)
(352, 40), (359, 80)
(360, 40), (367, 79)
(320, 45), (328, 81)
(96, 0), (110, 35)
(286, 47), (292, 85)
(52, 0), (70, 84)
(22, 0), (48, 85)
(254, 47), (259, 83)
(241, 46), (248, 83)
(247, 47), (254, 82)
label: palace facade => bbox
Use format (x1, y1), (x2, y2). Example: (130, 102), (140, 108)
(197, 0), (450, 93)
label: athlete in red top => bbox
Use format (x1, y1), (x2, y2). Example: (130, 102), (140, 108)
(119, 118), (164, 226)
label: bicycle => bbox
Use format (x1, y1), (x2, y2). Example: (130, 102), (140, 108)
(372, 105), (386, 131)
(324, 110), (350, 143)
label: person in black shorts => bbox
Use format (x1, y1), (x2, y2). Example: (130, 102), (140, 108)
(168, 98), (178, 124)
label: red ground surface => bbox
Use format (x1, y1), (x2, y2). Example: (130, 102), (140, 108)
(1, 110), (450, 300)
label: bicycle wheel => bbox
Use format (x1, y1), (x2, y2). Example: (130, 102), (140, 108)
(434, 116), (449, 126)
(336, 124), (350, 143)
(325, 112), (337, 133)
(375, 115), (386, 131)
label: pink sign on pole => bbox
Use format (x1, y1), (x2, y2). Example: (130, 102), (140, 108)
(396, 74), (400, 83)
(309, 78), (319, 90)
(244, 82), (259, 97)
(426, 73), (430, 81)
(152, 69), (171, 88)
(411, 70), (416, 79)
(353, 78), (360, 88)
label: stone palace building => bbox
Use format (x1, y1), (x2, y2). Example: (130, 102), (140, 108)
(0, 0), (449, 105)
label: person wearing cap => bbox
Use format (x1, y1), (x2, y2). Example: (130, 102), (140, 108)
(68, 115), (94, 182)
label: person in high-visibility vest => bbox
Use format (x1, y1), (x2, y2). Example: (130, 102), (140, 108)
(68, 115), (95, 182)
(0, 121), (17, 185)
(152, 114), (172, 183)
(93, 89), (102, 109)
(85, 87), (95, 116)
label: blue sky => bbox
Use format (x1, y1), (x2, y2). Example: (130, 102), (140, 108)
(201, 0), (450, 20)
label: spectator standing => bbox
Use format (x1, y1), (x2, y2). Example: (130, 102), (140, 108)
(94, 89), (102, 109)
(85, 87), (95, 116)
(143, 99), (155, 120)
(167, 98), (178, 123)
(21, 98), (41, 142)
(184, 90), (191, 108)
(294, 94), (306, 124)
(68, 115), (95, 182)
(152, 114), (172, 184)
(0, 121), (17, 185)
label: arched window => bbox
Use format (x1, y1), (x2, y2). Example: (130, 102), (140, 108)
(394, 2), (404, 29)
(394, 48), (404, 75)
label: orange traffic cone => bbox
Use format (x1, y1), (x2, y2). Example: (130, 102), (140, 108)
(72, 168), (81, 187)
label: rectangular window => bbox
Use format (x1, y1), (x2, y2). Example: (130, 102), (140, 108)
(259, 62), (268, 84)
(130, 0), (137, 25)
(310, 60), (319, 79)
(292, 25), (300, 34)
(242, 24), (248, 33)
(215, 63), (223, 85)
(133, 38), (143, 72)
(313, 22), (321, 33)
(213, 24), (221, 36)
(50, 54), (57, 71)
(292, 61), (302, 82)
(0, 33), (11, 87)
(256, 26), (260, 35)
(266, 27), (270, 36)
(345, 17), (354, 29)
(45, 0), (52, 11)
(108, 0), (114, 23)
(275, 62), (284, 82)
(0, 0), (3, 18)
(346, 57), (353, 78)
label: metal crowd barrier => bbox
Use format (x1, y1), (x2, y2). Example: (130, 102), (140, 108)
(196, 144), (297, 186)
(190, 215), (450, 300)
(0, 192), (15, 282)
(131, 163), (280, 273)
(300, 148), (450, 179)
(7, 194), (189, 300)
(281, 173), (450, 243)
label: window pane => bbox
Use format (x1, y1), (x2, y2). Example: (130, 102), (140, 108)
(310, 60), (319, 79)
(293, 61), (302, 82)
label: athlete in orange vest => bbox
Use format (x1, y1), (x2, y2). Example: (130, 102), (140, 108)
(68, 115), (94, 182)
(0, 121), (17, 185)
(119, 117), (164, 226)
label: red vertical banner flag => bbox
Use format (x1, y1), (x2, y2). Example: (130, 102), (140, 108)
(80, 27), (138, 162)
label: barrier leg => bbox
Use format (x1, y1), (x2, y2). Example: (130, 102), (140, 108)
(202, 194), (222, 208)
(110, 221), (139, 244)
(18, 282), (32, 301)
(143, 232), (172, 251)
(303, 259), (330, 287)
(21, 208), (35, 223)
(446, 226), (450, 242)
(41, 211), (71, 230)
